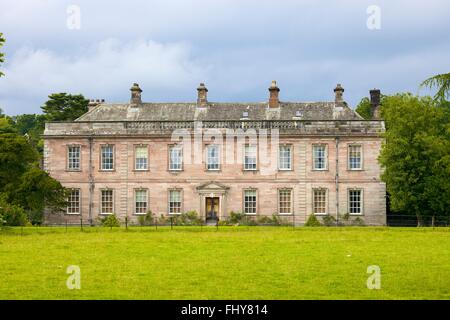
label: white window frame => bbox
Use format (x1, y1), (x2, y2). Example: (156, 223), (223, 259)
(278, 145), (292, 171)
(134, 189), (148, 215)
(169, 145), (183, 171)
(67, 145), (81, 171)
(100, 189), (114, 215)
(134, 145), (149, 171)
(100, 145), (115, 171)
(348, 188), (363, 215)
(66, 189), (81, 215)
(206, 144), (220, 171)
(312, 188), (327, 215)
(278, 188), (293, 215)
(243, 189), (257, 215)
(243, 144), (257, 171)
(348, 144), (363, 170)
(168, 189), (182, 215)
(312, 144), (328, 171)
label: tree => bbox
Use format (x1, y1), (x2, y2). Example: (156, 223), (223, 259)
(41, 93), (89, 122)
(0, 129), (67, 225)
(421, 72), (450, 102)
(13, 167), (68, 218)
(355, 94), (387, 120)
(0, 32), (5, 77)
(12, 114), (46, 153)
(378, 93), (450, 225)
(355, 97), (372, 120)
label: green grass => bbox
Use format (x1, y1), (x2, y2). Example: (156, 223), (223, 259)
(0, 226), (449, 299)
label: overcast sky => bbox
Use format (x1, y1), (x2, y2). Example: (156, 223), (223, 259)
(1, 0), (450, 115)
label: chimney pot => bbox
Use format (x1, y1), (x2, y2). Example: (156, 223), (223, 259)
(197, 82), (208, 107)
(370, 89), (381, 119)
(268, 80), (280, 108)
(130, 83), (143, 104)
(334, 84), (344, 103)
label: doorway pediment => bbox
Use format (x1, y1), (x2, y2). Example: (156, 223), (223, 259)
(196, 181), (230, 193)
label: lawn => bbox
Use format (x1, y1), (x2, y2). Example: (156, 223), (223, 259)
(0, 226), (449, 299)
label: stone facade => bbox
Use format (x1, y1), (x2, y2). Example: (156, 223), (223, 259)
(43, 82), (386, 226)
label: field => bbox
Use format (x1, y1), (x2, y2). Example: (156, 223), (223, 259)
(0, 226), (449, 299)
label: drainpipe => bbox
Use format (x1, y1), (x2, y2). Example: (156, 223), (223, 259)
(88, 137), (94, 226)
(335, 137), (340, 225)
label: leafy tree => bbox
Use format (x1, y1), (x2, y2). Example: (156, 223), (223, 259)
(355, 94), (387, 120)
(0, 129), (67, 225)
(379, 93), (450, 225)
(41, 93), (89, 122)
(13, 167), (68, 213)
(12, 114), (46, 153)
(421, 72), (450, 102)
(0, 32), (5, 77)
(355, 97), (371, 120)
(0, 133), (38, 193)
(0, 117), (17, 134)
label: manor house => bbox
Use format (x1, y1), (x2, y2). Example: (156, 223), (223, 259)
(43, 81), (386, 225)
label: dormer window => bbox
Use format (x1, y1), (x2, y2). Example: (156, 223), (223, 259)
(242, 111), (249, 118)
(295, 110), (303, 117)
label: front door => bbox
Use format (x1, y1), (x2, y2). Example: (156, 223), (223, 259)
(205, 197), (219, 222)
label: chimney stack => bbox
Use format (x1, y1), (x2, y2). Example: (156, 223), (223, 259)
(370, 89), (381, 119)
(197, 83), (208, 107)
(130, 83), (142, 104)
(334, 84), (344, 103)
(88, 99), (104, 111)
(268, 80), (280, 108)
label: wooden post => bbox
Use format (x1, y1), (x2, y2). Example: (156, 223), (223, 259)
(125, 216), (128, 231)
(155, 217), (158, 231)
(80, 216), (83, 231)
(170, 217), (173, 230)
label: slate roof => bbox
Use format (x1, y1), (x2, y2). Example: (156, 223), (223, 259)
(75, 101), (363, 122)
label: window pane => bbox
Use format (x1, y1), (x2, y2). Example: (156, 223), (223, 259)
(67, 189), (80, 214)
(279, 146), (291, 170)
(313, 145), (326, 170)
(68, 146), (80, 170)
(101, 190), (114, 214)
(101, 146), (114, 170)
(313, 189), (326, 214)
(207, 145), (220, 170)
(349, 190), (362, 214)
(279, 189), (292, 214)
(169, 146), (182, 170)
(349, 145), (362, 169)
(135, 146), (148, 170)
(244, 190), (257, 214)
(244, 145), (257, 170)
(135, 190), (148, 214)
(169, 190), (182, 213)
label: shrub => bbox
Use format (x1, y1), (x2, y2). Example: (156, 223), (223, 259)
(304, 214), (321, 227)
(99, 214), (121, 228)
(352, 217), (366, 226)
(0, 202), (28, 226)
(170, 211), (202, 226)
(138, 210), (154, 226)
(256, 215), (273, 225)
(322, 215), (337, 226)
(229, 211), (246, 224)
(27, 211), (44, 226)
